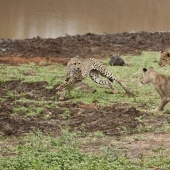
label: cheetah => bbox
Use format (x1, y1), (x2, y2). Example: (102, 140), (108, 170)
(56, 57), (132, 100)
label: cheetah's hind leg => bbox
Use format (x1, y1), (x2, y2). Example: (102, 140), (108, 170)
(89, 70), (118, 93)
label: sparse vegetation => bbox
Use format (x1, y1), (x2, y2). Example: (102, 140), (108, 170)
(0, 52), (170, 169)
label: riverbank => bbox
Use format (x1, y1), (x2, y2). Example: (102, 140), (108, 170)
(0, 31), (169, 65)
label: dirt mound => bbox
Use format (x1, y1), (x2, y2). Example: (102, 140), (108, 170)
(0, 80), (143, 136)
(0, 32), (170, 65)
(0, 56), (68, 65)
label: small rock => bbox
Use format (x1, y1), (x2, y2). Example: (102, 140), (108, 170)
(109, 55), (125, 66)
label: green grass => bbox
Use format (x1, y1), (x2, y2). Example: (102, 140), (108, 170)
(0, 130), (170, 170)
(13, 106), (44, 117)
(0, 63), (64, 86)
(1, 52), (170, 169)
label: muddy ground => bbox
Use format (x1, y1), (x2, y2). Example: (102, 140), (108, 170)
(0, 31), (170, 137)
(0, 79), (170, 138)
(0, 80), (145, 136)
(0, 31), (170, 65)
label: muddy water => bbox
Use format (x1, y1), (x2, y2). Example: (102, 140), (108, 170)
(0, 0), (170, 39)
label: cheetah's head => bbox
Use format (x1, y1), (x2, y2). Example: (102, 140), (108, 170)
(67, 57), (82, 72)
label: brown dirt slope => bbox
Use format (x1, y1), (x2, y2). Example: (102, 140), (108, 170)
(0, 32), (170, 65)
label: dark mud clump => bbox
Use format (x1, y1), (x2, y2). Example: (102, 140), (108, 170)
(0, 32), (170, 65)
(0, 80), (143, 136)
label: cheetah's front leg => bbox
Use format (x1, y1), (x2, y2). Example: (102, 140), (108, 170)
(56, 79), (72, 100)
(56, 77), (82, 100)
(56, 77), (74, 91)
(58, 88), (67, 100)
(56, 81), (67, 100)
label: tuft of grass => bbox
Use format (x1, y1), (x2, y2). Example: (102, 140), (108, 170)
(13, 106), (44, 117)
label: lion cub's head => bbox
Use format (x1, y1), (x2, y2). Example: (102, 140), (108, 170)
(159, 51), (170, 67)
(140, 66), (155, 85)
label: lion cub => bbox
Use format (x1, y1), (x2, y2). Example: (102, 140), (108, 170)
(141, 67), (170, 112)
(159, 51), (170, 66)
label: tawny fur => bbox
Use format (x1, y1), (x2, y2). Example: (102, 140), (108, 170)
(159, 51), (170, 66)
(141, 67), (170, 112)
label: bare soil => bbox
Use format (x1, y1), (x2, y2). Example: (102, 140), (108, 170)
(0, 80), (144, 136)
(0, 32), (170, 65)
(0, 80), (170, 138)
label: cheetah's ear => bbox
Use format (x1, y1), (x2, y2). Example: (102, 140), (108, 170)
(75, 55), (80, 59)
(143, 68), (147, 72)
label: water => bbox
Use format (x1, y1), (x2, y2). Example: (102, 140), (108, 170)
(0, 0), (170, 39)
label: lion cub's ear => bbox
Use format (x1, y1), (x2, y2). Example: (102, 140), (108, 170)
(159, 51), (163, 54)
(143, 68), (147, 72)
(167, 53), (170, 57)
